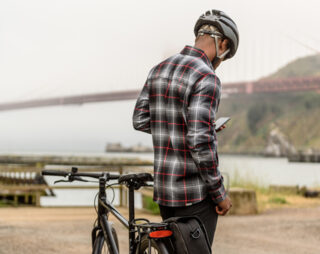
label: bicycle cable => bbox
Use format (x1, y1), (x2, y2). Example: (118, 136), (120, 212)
(106, 183), (117, 204)
(93, 183), (118, 215)
(94, 192), (99, 215)
(93, 218), (98, 228)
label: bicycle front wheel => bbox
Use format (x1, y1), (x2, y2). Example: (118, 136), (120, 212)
(92, 227), (119, 254)
(135, 234), (169, 254)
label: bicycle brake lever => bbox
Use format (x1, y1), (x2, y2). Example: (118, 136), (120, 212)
(54, 179), (70, 184)
(72, 176), (88, 182)
(53, 176), (88, 184)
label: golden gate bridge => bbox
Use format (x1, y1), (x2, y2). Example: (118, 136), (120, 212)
(0, 76), (319, 112)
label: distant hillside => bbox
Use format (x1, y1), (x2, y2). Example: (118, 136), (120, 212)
(217, 54), (320, 155)
(217, 92), (320, 155)
(266, 54), (320, 79)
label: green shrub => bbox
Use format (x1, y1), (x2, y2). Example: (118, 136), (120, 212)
(143, 196), (160, 215)
(270, 105), (282, 116)
(229, 169), (268, 194)
(268, 196), (288, 204)
(0, 200), (9, 207)
(247, 104), (267, 134)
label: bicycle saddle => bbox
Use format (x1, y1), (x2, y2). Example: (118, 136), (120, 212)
(118, 173), (153, 185)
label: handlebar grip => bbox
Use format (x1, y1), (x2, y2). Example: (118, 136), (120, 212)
(42, 170), (69, 177)
(108, 173), (120, 180)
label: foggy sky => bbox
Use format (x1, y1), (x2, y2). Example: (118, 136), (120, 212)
(0, 0), (319, 153)
(1, 0), (319, 102)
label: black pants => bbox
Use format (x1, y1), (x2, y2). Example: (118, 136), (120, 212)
(158, 195), (218, 246)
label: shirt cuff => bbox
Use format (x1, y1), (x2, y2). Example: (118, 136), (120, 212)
(209, 183), (227, 205)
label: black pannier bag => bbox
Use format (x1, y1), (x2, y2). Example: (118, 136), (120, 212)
(164, 216), (212, 254)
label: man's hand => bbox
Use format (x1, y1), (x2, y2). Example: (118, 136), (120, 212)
(216, 124), (226, 132)
(216, 196), (232, 216)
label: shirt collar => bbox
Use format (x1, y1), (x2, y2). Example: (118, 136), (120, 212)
(180, 45), (214, 70)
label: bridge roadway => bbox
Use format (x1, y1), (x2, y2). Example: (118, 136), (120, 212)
(0, 76), (319, 111)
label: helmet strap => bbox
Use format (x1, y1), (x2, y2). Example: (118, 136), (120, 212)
(197, 30), (230, 67)
(212, 35), (230, 60)
(210, 35), (230, 68)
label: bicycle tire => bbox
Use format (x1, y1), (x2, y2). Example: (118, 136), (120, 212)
(135, 234), (170, 254)
(92, 227), (119, 254)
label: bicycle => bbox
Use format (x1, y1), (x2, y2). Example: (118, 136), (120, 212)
(42, 167), (174, 254)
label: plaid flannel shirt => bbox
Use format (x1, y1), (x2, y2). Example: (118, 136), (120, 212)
(133, 45), (226, 207)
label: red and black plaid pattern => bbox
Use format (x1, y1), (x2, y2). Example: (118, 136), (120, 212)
(133, 46), (226, 207)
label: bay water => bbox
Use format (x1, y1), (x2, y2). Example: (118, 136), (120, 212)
(40, 152), (320, 207)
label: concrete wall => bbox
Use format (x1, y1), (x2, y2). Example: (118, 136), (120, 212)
(229, 188), (258, 215)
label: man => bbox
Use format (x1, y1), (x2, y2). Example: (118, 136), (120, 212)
(132, 9), (239, 246)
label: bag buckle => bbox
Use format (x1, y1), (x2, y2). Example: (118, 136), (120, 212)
(191, 228), (201, 239)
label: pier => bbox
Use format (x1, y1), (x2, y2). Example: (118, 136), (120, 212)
(0, 154), (153, 207)
(288, 152), (320, 163)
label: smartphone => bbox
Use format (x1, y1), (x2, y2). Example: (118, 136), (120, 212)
(215, 117), (230, 131)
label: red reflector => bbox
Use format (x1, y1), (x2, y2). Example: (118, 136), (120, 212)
(149, 230), (173, 238)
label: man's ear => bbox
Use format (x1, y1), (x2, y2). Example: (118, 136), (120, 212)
(219, 39), (229, 54)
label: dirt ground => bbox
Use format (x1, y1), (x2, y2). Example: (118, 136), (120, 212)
(0, 205), (320, 254)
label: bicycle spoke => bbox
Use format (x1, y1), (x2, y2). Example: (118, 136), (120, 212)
(143, 247), (159, 254)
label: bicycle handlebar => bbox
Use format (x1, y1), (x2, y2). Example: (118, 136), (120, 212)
(42, 170), (69, 177)
(42, 169), (120, 180)
(42, 168), (153, 190)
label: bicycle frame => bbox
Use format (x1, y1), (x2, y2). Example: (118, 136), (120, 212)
(92, 174), (139, 254)
(42, 168), (171, 254)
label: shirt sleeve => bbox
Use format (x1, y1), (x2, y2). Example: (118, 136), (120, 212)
(186, 74), (226, 204)
(132, 81), (151, 134)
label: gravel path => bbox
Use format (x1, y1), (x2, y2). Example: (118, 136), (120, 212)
(0, 206), (319, 254)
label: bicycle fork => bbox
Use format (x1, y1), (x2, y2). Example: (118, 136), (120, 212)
(100, 214), (119, 254)
(96, 175), (119, 254)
